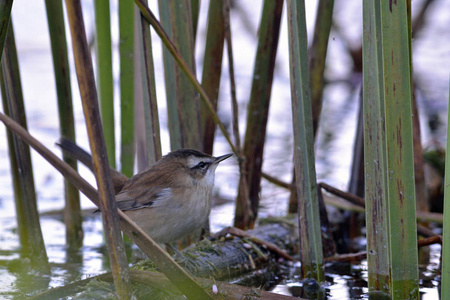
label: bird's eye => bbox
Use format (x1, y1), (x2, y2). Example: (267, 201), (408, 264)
(197, 162), (207, 169)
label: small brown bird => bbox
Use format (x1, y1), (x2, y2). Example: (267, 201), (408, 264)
(57, 139), (232, 244)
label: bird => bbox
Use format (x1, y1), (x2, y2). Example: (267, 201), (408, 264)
(57, 138), (233, 244)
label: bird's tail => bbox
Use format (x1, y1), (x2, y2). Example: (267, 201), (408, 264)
(56, 138), (128, 193)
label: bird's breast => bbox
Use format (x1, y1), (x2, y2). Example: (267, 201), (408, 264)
(126, 184), (214, 244)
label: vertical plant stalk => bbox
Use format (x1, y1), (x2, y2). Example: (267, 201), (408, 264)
(158, 0), (201, 150)
(286, 0), (323, 281)
(0, 23), (50, 273)
(157, 0), (179, 146)
(441, 79), (450, 299)
(200, 0), (225, 154)
(140, 11), (162, 165)
(0, 0), (12, 61)
(407, 2), (427, 215)
(223, 1), (240, 152)
(381, 0), (419, 298)
(190, 0), (200, 41)
(362, 0), (390, 294)
(119, 0), (135, 177)
(94, 0), (116, 169)
(45, 0), (83, 248)
(134, 6), (147, 171)
(310, 0), (334, 135)
(234, 0), (283, 229)
(288, 0), (335, 213)
(412, 92), (428, 213)
(222, 0), (251, 231)
(64, 0), (132, 297)
(348, 91), (365, 197)
(346, 91), (364, 247)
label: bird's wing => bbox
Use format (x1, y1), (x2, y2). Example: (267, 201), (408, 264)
(115, 187), (172, 211)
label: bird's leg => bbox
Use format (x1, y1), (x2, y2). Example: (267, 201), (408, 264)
(165, 243), (183, 258)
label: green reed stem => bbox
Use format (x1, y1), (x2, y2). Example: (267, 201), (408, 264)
(158, 0), (201, 150)
(138, 12), (161, 165)
(200, 0), (225, 154)
(119, 0), (135, 177)
(286, 0), (324, 281)
(94, 0), (116, 169)
(45, 0), (83, 248)
(362, 0), (391, 295)
(0, 23), (49, 273)
(0, 0), (12, 61)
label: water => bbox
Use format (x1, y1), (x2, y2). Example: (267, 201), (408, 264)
(1, 0), (449, 298)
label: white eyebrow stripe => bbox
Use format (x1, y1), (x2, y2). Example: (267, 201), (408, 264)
(187, 157), (201, 168)
(187, 156), (214, 168)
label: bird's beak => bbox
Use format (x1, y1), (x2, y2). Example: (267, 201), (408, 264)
(214, 153), (233, 164)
